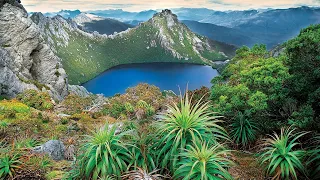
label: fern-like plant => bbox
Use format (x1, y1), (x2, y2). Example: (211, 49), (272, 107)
(156, 92), (228, 171)
(230, 111), (258, 148)
(0, 154), (21, 178)
(174, 141), (233, 180)
(76, 123), (132, 179)
(260, 127), (307, 179)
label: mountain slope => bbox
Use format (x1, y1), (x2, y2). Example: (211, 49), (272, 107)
(198, 7), (320, 48)
(74, 13), (133, 35)
(31, 10), (236, 85)
(182, 20), (256, 47)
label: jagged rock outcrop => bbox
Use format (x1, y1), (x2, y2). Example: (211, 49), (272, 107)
(68, 84), (91, 97)
(0, 1), (69, 100)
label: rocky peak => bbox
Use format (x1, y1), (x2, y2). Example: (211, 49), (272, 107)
(0, 2), (69, 100)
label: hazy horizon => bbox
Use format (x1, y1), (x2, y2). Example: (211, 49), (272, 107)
(23, 0), (320, 13)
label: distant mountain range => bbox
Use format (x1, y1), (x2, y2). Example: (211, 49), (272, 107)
(42, 6), (320, 49)
(74, 13), (133, 35)
(31, 10), (236, 84)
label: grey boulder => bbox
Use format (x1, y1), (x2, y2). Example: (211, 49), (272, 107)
(32, 140), (65, 160)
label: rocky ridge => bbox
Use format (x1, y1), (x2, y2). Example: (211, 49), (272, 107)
(0, 1), (69, 100)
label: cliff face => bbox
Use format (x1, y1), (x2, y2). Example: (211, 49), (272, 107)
(0, 2), (69, 100)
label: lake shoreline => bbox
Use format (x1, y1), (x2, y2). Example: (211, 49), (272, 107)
(82, 62), (219, 97)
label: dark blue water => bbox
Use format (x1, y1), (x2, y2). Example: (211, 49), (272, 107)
(83, 63), (218, 96)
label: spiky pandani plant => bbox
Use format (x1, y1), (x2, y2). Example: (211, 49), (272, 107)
(129, 131), (157, 172)
(74, 123), (133, 180)
(174, 141), (233, 180)
(260, 127), (308, 180)
(230, 111), (258, 148)
(122, 167), (167, 180)
(307, 135), (320, 178)
(155, 92), (228, 171)
(0, 154), (21, 178)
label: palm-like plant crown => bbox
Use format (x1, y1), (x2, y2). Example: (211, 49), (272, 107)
(78, 123), (132, 179)
(260, 127), (307, 180)
(174, 141), (233, 180)
(156, 93), (228, 171)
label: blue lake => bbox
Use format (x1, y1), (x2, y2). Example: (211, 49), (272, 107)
(83, 63), (219, 96)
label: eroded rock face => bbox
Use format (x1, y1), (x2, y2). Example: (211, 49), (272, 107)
(0, 2), (68, 100)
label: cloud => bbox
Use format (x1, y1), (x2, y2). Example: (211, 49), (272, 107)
(22, 0), (320, 12)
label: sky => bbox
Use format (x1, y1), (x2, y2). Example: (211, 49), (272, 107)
(23, 0), (320, 12)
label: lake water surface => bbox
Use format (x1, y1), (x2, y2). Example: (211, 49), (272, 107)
(83, 63), (219, 96)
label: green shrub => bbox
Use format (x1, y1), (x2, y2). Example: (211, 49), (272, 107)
(102, 102), (126, 118)
(288, 104), (314, 129)
(124, 102), (134, 114)
(136, 100), (148, 109)
(155, 93), (228, 171)
(17, 90), (53, 111)
(174, 141), (233, 180)
(60, 118), (69, 125)
(73, 123), (132, 179)
(230, 111), (258, 148)
(259, 127), (307, 179)
(0, 154), (21, 178)
(145, 104), (155, 117)
(0, 99), (30, 113)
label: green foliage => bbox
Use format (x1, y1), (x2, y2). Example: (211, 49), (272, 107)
(60, 118), (69, 125)
(17, 90), (53, 111)
(129, 131), (157, 172)
(136, 100), (148, 109)
(174, 141), (233, 180)
(307, 136), (320, 178)
(260, 127), (307, 179)
(145, 104), (155, 117)
(0, 99), (30, 113)
(103, 102), (126, 118)
(284, 24), (320, 131)
(124, 102), (134, 114)
(230, 111), (258, 148)
(288, 104), (314, 129)
(14, 138), (40, 149)
(155, 93), (228, 171)
(0, 154), (21, 178)
(74, 123), (132, 179)
(211, 44), (290, 132)
(0, 121), (9, 132)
